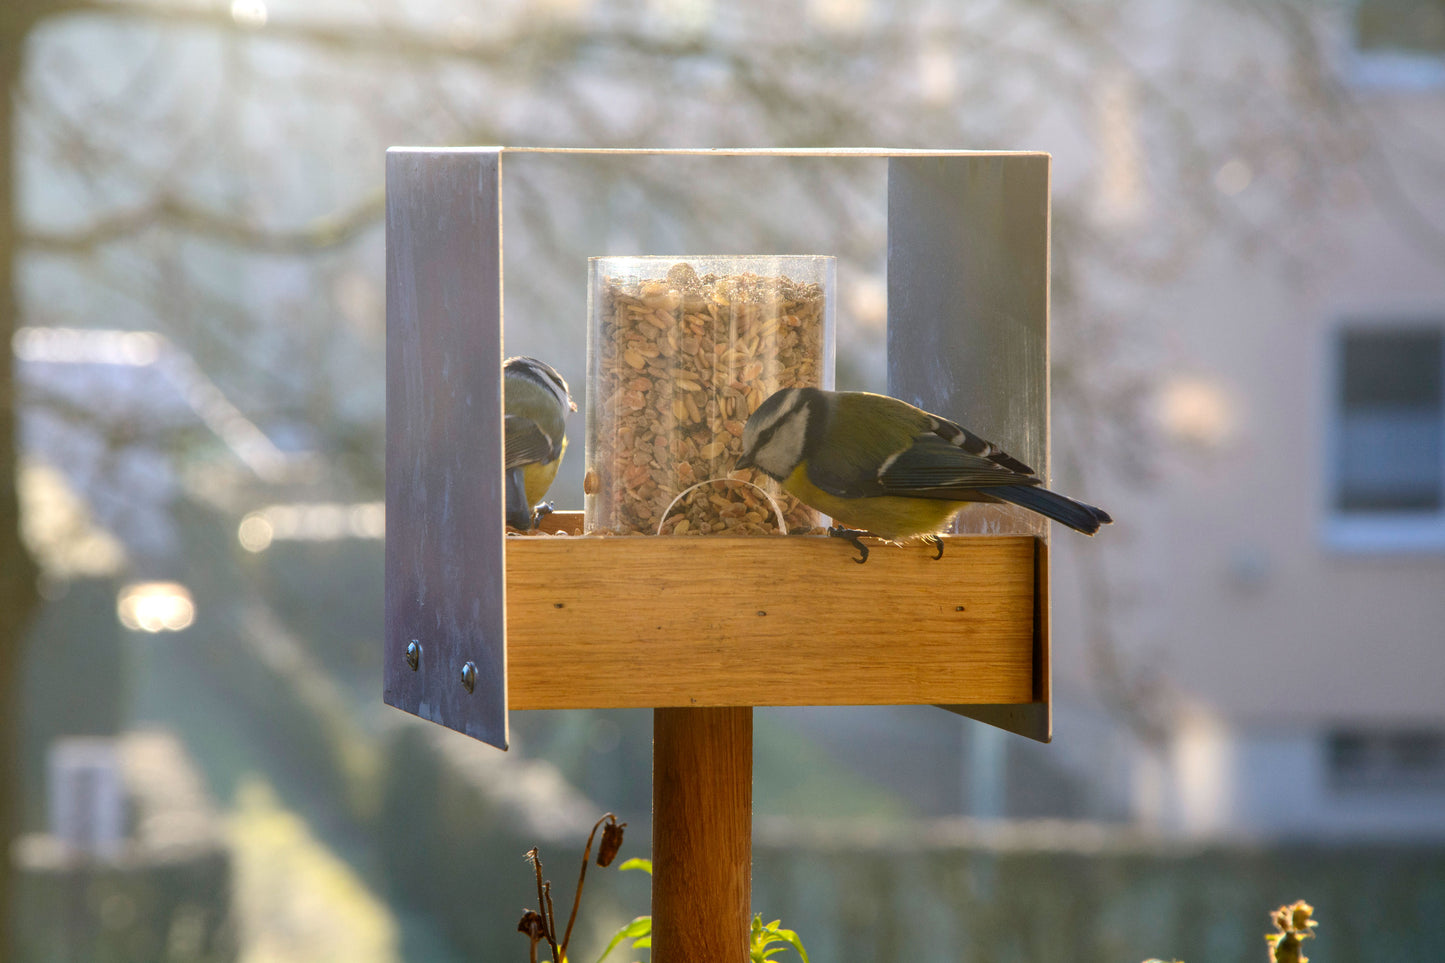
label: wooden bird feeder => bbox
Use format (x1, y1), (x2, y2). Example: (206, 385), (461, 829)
(384, 148), (1052, 962)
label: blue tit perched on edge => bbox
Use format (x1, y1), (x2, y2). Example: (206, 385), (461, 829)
(503, 356), (575, 531)
(735, 387), (1112, 562)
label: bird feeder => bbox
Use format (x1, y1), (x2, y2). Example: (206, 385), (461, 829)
(384, 148), (1051, 962)
(586, 254), (836, 536)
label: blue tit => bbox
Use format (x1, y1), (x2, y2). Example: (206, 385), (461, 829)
(503, 356), (575, 530)
(735, 387), (1111, 562)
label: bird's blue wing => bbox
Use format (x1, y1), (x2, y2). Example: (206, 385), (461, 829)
(504, 415), (557, 469)
(926, 416), (1037, 476)
(802, 394), (920, 498)
(877, 434), (1039, 497)
(804, 393), (1040, 500)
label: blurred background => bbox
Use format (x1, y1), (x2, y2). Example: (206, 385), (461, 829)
(4, 0), (1445, 960)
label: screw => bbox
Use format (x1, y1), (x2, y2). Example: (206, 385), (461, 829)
(405, 640), (422, 671)
(461, 661), (477, 693)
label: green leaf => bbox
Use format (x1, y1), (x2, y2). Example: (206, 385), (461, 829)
(770, 926), (810, 963)
(749, 913), (809, 963)
(617, 857), (653, 875)
(593, 916), (652, 963)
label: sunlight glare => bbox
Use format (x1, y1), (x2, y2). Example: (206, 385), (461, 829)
(117, 582), (196, 633)
(230, 0), (268, 28)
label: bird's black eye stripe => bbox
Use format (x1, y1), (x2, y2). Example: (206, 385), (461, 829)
(748, 390), (814, 456)
(538, 368), (568, 396)
(507, 357), (572, 406)
(752, 418), (784, 453)
(747, 406), (792, 457)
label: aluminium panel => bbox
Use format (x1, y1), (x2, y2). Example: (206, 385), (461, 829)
(887, 153), (1053, 742)
(384, 147), (508, 749)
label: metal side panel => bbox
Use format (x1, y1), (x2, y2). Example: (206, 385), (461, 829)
(886, 153), (1053, 743)
(384, 147), (508, 749)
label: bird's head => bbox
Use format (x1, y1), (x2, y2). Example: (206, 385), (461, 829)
(736, 386), (818, 481)
(504, 356), (576, 412)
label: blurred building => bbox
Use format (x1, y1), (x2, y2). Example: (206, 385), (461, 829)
(1040, 0), (1445, 840)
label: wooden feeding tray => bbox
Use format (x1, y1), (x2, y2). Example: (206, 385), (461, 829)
(505, 512), (1046, 712)
(384, 148), (1054, 749)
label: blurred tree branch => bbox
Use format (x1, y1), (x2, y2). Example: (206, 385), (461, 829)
(0, 7), (49, 957)
(22, 190), (384, 255)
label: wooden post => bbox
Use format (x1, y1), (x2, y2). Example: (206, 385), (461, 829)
(652, 706), (753, 963)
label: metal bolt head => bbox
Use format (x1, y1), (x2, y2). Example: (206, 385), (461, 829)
(461, 661), (477, 693)
(405, 640), (421, 671)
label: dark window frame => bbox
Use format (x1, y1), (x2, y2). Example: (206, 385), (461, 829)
(1327, 727), (1445, 792)
(1324, 322), (1445, 552)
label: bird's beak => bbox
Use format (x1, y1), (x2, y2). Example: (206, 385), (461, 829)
(734, 452), (754, 471)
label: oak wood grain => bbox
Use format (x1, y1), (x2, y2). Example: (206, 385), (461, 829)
(651, 707), (752, 963)
(505, 516), (1037, 709)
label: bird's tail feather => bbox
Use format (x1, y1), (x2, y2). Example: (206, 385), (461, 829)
(983, 485), (1113, 535)
(505, 466), (533, 530)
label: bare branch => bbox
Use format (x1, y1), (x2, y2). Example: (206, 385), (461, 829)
(22, 190), (383, 255)
(56, 0), (698, 68)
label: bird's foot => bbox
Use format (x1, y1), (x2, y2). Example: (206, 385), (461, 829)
(926, 535), (945, 560)
(529, 501), (555, 529)
(827, 526), (872, 564)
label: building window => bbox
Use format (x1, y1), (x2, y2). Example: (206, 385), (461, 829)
(1348, 0), (1445, 87)
(1327, 728), (1445, 791)
(1326, 326), (1445, 551)
(1336, 329), (1443, 512)
(1356, 0), (1445, 55)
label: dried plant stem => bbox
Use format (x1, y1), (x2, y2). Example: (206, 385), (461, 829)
(527, 848), (561, 963)
(560, 813), (615, 957)
(543, 882), (558, 957)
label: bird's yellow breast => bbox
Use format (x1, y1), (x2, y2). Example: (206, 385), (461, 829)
(522, 439), (565, 506)
(783, 463), (968, 541)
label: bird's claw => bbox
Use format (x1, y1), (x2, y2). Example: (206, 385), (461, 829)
(828, 526), (871, 564)
(927, 535), (944, 560)
(530, 501), (555, 528)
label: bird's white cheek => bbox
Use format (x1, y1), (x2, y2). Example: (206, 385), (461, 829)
(769, 416), (810, 468)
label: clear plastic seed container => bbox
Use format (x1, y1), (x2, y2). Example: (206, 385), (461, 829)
(585, 256), (836, 535)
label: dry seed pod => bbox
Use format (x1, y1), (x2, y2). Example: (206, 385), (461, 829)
(586, 256), (834, 535)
